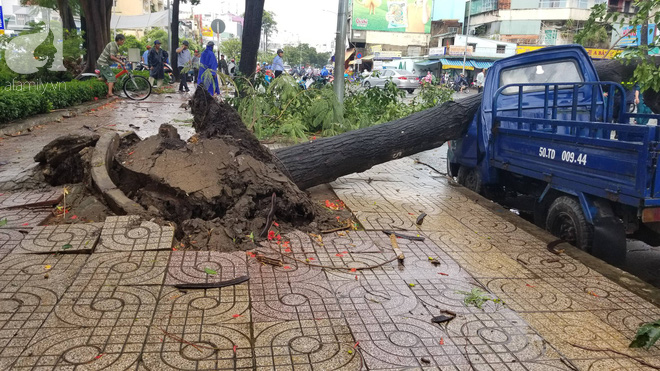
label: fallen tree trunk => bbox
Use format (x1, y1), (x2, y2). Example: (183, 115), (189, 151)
(271, 60), (658, 190)
(273, 94), (482, 189)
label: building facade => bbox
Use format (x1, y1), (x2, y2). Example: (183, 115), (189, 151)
(113, 0), (164, 16)
(465, 0), (609, 45)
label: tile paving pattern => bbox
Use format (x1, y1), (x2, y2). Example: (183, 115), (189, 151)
(0, 148), (658, 369)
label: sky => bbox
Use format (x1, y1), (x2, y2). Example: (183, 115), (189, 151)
(181, 0), (468, 47)
(183, 0), (340, 48)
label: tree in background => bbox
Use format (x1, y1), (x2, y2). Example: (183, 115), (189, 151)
(261, 10), (277, 52)
(580, 0), (659, 93)
(22, 0), (79, 34)
(171, 0), (201, 81)
(239, 0), (265, 76)
(220, 38), (242, 61)
(142, 28), (169, 50)
(79, 0), (112, 73)
(282, 44), (330, 67)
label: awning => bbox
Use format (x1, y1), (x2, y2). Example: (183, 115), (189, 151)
(111, 11), (169, 30)
(414, 60), (441, 66)
(470, 60), (494, 69)
(440, 59), (474, 70)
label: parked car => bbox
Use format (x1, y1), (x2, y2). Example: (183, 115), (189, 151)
(362, 69), (420, 93)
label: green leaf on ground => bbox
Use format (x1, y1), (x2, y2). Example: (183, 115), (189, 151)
(630, 320), (660, 349)
(0, 218), (6, 227)
(457, 288), (504, 309)
(204, 267), (218, 275)
(62, 244), (73, 250)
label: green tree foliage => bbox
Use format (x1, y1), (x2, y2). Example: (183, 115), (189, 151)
(261, 10), (277, 51)
(227, 75), (453, 142)
(282, 44), (330, 67)
(141, 28), (169, 50)
(118, 35), (146, 55)
(220, 38), (242, 61)
(580, 0), (660, 92)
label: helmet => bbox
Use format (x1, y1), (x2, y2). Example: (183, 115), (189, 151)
(277, 49), (283, 54)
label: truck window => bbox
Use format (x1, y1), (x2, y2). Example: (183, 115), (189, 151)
(499, 60), (583, 94)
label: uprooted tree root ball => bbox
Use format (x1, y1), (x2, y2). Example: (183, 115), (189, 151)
(112, 89), (338, 251)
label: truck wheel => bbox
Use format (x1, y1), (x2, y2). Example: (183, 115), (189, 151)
(546, 196), (593, 251)
(457, 166), (483, 194)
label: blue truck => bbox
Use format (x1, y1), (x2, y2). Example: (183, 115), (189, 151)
(447, 45), (660, 262)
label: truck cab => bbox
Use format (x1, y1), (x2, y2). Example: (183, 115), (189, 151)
(447, 45), (660, 263)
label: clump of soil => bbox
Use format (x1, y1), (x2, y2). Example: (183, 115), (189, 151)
(112, 89), (338, 251)
(34, 134), (99, 186)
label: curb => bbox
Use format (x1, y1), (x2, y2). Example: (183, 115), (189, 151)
(0, 97), (119, 137)
(91, 131), (147, 216)
(450, 181), (660, 308)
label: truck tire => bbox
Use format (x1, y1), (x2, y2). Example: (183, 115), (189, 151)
(457, 166), (483, 194)
(546, 196), (593, 252)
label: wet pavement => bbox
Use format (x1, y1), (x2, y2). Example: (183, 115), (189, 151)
(0, 88), (659, 369)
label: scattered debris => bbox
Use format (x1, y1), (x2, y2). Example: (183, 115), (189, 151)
(421, 357), (431, 364)
(390, 234), (405, 264)
(431, 310), (456, 324)
(630, 319), (660, 350)
(547, 240), (565, 255)
(256, 254), (284, 267)
(416, 212), (427, 226)
(382, 230), (426, 241)
(570, 342), (660, 370)
(173, 275), (249, 290)
(457, 288), (505, 309)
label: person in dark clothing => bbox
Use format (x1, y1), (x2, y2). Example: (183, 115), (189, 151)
(219, 54), (229, 75)
(148, 40), (166, 88)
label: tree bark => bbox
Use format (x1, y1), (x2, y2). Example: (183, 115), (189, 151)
(79, 0), (112, 73)
(56, 0), (76, 35)
(239, 0), (265, 76)
(273, 94), (483, 189)
(593, 58), (660, 113)
(171, 0), (180, 81)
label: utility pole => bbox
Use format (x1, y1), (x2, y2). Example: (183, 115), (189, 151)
(462, 0), (471, 75)
(333, 0), (348, 103)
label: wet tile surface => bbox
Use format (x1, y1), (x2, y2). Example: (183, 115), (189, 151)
(0, 189), (63, 210)
(12, 222), (102, 254)
(0, 146), (659, 369)
(0, 208), (51, 229)
(96, 216), (175, 252)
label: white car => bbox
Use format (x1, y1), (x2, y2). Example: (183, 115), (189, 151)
(362, 69), (420, 94)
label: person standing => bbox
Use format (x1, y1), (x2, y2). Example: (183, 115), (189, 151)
(635, 84), (651, 125)
(219, 54), (229, 75)
(97, 34), (126, 98)
(176, 40), (192, 92)
(198, 41), (220, 96)
(192, 50), (201, 83)
(272, 49), (285, 78)
(141, 45), (151, 65)
(148, 40), (166, 88)
(476, 69), (485, 93)
(228, 58), (236, 76)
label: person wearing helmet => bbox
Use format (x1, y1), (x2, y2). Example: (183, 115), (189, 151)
(272, 49), (285, 78)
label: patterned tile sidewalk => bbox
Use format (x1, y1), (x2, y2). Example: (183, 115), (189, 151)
(0, 148), (658, 369)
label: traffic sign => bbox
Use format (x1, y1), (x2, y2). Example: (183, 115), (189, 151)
(356, 53), (362, 59)
(211, 19), (225, 34)
(0, 6), (5, 35)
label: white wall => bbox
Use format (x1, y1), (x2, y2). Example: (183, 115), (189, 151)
(452, 35), (517, 58)
(366, 31), (430, 47)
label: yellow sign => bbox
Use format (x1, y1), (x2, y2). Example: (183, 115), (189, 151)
(202, 27), (213, 37)
(448, 45), (473, 56)
(516, 45), (621, 60)
(0, 30), (4, 35)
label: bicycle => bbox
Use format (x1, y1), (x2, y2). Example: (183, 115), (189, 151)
(79, 66), (152, 101)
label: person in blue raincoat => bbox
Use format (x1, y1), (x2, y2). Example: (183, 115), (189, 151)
(197, 41), (220, 96)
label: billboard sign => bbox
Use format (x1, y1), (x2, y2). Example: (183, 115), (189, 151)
(619, 24), (657, 47)
(352, 0), (433, 34)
